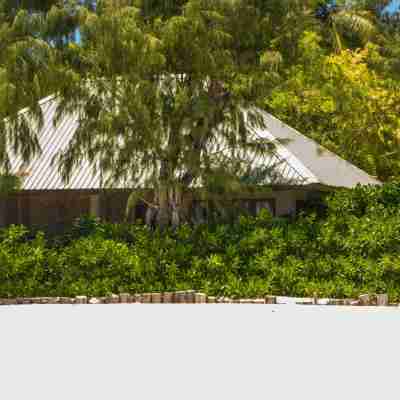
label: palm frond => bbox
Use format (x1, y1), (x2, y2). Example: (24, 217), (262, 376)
(333, 11), (376, 43)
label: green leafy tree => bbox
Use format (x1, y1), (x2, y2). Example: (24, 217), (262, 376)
(2, 0), (88, 45)
(0, 0), (56, 169)
(133, 0), (188, 18)
(54, 0), (274, 226)
(267, 31), (400, 181)
(316, 0), (378, 52)
(0, 0), (93, 171)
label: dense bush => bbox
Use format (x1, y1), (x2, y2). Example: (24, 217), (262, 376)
(2, 183), (400, 300)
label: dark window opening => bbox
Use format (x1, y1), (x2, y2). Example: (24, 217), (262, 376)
(296, 200), (307, 214)
(241, 199), (276, 217)
(134, 202), (147, 222)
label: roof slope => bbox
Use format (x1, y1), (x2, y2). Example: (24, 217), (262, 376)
(9, 96), (102, 190)
(7, 97), (380, 190)
(255, 111), (380, 189)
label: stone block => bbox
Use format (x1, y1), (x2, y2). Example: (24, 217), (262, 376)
(359, 294), (370, 306)
(75, 296), (87, 304)
(0, 298), (17, 305)
(142, 293), (152, 303)
(207, 296), (216, 303)
(316, 298), (330, 306)
(48, 297), (61, 304)
(16, 297), (35, 304)
(133, 294), (143, 303)
(104, 294), (119, 304)
(111, 294), (120, 303)
(265, 296), (276, 304)
(223, 298), (233, 303)
(376, 294), (388, 306)
(89, 297), (102, 304)
(342, 299), (354, 306)
(252, 299), (265, 304)
(174, 291), (186, 303)
(119, 293), (132, 303)
(276, 296), (293, 304)
(185, 290), (195, 303)
(162, 292), (174, 303)
(296, 298), (314, 305)
(328, 299), (345, 306)
(38, 297), (52, 304)
(195, 293), (207, 303)
(59, 297), (74, 304)
(151, 293), (162, 303)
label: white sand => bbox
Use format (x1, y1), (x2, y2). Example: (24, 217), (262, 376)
(0, 304), (398, 400)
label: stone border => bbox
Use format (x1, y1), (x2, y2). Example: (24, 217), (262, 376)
(0, 291), (394, 306)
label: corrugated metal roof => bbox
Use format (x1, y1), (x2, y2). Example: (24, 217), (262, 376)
(9, 96), (103, 190)
(255, 111), (380, 188)
(6, 96), (380, 190)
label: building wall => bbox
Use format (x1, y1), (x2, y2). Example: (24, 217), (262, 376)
(0, 188), (323, 230)
(0, 191), (100, 233)
(269, 190), (309, 216)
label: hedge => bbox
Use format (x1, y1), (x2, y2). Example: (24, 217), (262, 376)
(2, 183), (400, 300)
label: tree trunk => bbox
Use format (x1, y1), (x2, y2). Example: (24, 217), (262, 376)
(154, 185), (190, 227)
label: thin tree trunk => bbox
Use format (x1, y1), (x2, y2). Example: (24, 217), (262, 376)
(154, 184), (189, 227)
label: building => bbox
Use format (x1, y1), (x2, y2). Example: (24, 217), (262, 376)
(0, 95), (379, 230)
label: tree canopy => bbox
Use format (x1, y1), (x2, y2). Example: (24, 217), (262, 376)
(53, 0), (277, 226)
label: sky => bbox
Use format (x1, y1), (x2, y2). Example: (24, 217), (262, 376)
(383, 0), (400, 14)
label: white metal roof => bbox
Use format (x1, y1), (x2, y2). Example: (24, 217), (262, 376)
(7, 96), (380, 190)
(254, 110), (380, 189)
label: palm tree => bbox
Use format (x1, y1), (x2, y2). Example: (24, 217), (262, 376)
(315, 1), (377, 52)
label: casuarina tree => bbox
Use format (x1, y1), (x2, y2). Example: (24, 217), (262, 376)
(54, 0), (275, 226)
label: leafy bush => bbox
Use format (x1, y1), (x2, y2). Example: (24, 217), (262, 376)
(2, 183), (400, 301)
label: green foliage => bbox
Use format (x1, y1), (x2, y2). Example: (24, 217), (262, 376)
(133, 0), (188, 19)
(267, 32), (400, 181)
(0, 173), (20, 194)
(0, 0), (58, 170)
(2, 183), (400, 301)
(54, 0), (275, 226)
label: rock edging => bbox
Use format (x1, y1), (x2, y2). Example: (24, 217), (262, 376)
(0, 292), (393, 306)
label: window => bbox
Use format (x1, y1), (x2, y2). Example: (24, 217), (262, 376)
(241, 199), (275, 217)
(296, 200), (307, 214)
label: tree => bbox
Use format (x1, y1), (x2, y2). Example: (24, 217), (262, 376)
(0, 0), (97, 171)
(2, 0), (86, 44)
(54, 0), (274, 226)
(133, 0), (188, 19)
(315, 0), (378, 52)
(0, 0), (56, 169)
(266, 31), (400, 181)
(1, 0), (57, 17)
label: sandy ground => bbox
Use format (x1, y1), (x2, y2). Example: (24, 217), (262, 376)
(0, 304), (398, 400)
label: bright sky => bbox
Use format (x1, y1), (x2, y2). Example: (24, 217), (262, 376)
(383, 0), (400, 14)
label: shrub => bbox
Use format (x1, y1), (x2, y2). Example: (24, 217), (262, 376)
(1, 183), (400, 300)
